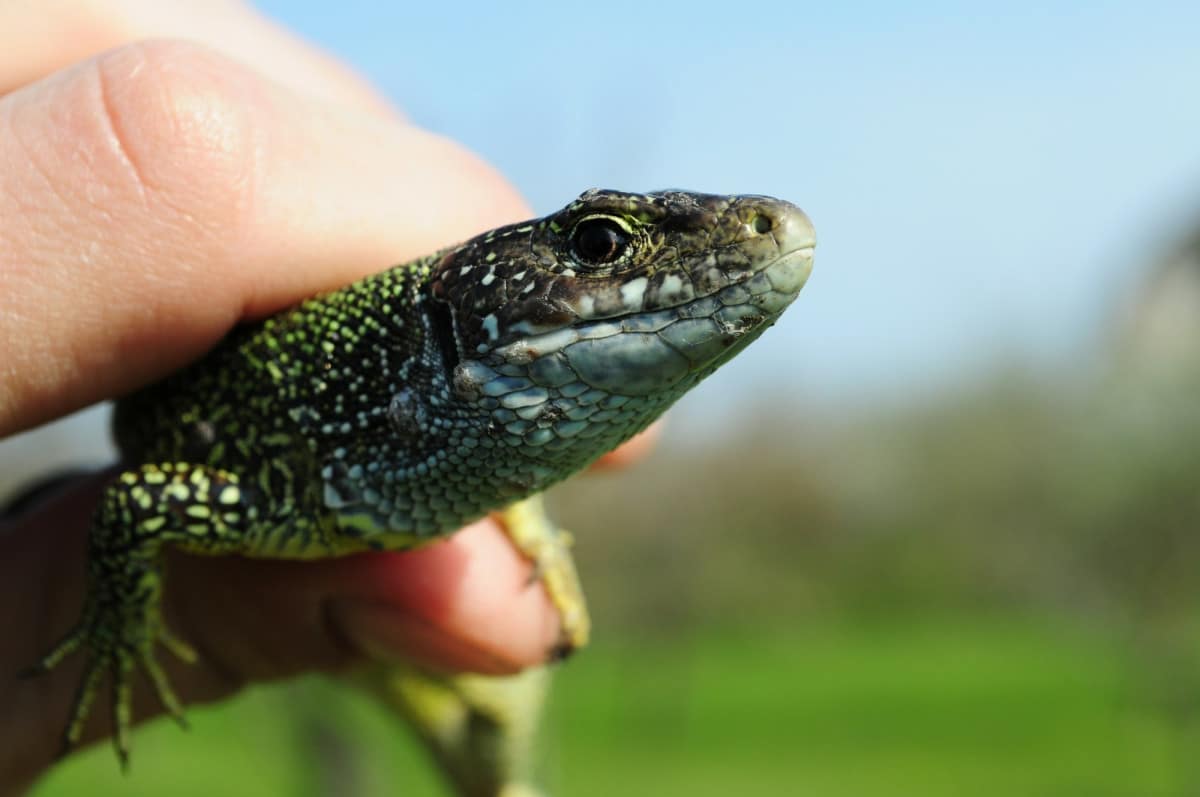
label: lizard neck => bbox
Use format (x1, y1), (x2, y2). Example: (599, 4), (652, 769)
(267, 258), (545, 542)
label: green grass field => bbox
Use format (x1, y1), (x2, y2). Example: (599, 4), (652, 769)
(33, 617), (1189, 796)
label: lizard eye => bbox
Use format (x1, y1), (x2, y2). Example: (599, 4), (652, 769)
(571, 217), (630, 265)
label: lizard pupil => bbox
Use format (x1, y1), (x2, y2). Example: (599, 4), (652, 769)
(571, 218), (629, 265)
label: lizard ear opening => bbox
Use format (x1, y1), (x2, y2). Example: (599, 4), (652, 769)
(427, 298), (461, 374)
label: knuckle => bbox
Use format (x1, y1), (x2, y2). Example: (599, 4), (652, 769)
(90, 39), (263, 243)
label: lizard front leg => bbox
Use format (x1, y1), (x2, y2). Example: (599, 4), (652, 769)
(24, 462), (267, 768)
(497, 496), (589, 656)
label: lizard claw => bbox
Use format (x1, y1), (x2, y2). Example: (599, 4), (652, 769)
(30, 578), (195, 767)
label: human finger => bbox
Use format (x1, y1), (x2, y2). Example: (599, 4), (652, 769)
(0, 39), (529, 438)
(0, 473), (559, 788)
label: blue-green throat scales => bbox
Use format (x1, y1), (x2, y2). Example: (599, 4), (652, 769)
(27, 189), (816, 769)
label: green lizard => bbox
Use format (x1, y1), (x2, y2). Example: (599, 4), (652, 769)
(24, 188), (815, 788)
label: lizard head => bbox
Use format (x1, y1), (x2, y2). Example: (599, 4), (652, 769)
(425, 188), (815, 481)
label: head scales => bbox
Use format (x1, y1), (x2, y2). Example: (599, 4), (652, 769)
(426, 187), (813, 459)
(324, 189), (814, 538)
(431, 188), (813, 387)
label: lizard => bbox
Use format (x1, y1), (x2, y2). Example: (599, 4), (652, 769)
(23, 188), (816, 788)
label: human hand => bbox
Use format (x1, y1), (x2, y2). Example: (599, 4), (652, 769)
(0, 1), (654, 791)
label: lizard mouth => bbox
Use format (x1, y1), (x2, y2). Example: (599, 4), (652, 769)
(484, 244), (814, 397)
(747, 244), (815, 309)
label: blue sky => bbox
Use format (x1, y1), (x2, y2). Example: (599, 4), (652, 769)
(256, 1), (1200, 408)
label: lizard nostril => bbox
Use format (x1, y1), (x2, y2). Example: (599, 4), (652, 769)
(750, 213), (773, 235)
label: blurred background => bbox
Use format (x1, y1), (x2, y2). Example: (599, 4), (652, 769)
(9, 1), (1200, 794)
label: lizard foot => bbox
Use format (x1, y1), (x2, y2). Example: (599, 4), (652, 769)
(25, 568), (195, 769)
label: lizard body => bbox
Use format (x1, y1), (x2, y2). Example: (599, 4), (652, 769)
(28, 189), (815, 785)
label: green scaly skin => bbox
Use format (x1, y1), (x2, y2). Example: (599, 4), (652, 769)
(25, 189), (815, 790)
